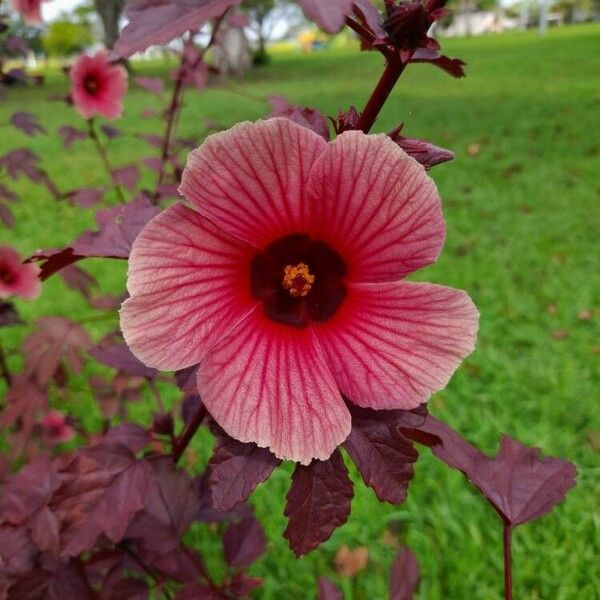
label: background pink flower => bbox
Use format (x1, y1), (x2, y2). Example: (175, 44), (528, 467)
(41, 410), (75, 444)
(70, 51), (128, 120)
(0, 246), (41, 300)
(120, 119), (478, 464)
(11, 0), (44, 25)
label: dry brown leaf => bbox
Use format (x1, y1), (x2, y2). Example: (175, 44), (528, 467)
(334, 544), (369, 577)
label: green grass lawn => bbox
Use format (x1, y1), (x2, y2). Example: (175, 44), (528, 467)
(1, 23), (599, 600)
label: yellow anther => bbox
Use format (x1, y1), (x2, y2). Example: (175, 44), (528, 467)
(282, 262), (315, 297)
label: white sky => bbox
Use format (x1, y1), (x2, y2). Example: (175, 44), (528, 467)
(42, 0), (86, 21)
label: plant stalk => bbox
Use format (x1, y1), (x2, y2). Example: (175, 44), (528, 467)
(504, 523), (513, 600)
(172, 403), (207, 464)
(357, 55), (406, 133)
(87, 118), (126, 202)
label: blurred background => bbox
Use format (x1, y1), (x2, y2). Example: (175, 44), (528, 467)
(0, 0), (599, 598)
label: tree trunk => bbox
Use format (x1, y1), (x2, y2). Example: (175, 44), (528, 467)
(93, 0), (126, 50)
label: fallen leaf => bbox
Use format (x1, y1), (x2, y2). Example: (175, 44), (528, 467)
(334, 544), (368, 577)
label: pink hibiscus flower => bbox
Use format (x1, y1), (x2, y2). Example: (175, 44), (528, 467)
(0, 246), (41, 300)
(120, 119), (478, 464)
(11, 0), (44, 25)
(70, 51), (128, 120)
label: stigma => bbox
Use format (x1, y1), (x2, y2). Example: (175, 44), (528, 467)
(282, 262), (315, 297)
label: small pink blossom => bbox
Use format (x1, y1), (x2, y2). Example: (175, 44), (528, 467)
(42, 410), (75, 444)
(70, 51), (128, 120)
(0, 246), (41, 300)
(120, 119), (478, 464)
(11, 0), (44, 25)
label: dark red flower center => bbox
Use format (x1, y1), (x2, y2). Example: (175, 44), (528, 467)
(250, 234), (347, 327)
(0, 263), (16, 285)
(84, 74), (100, 95)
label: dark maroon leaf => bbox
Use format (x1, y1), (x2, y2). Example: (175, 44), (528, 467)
(89, 293), (126, 311)
(0, 148), (44, 182)
(318, 577), (343, 600)
(142, 156), (163, 172)
(174, 584), (221, 600)
(10, 112), (46, 137)
(28, 247), (84, 281)
(151, 412), (174, 436)
(69, 187), (105, 208)
(29, 198), (159, 280)
(389, 547), (420, 600)
(134, 76), (164, 94)
(0, 455), (59, 526)
(411, 49), (466, 78)
(156, 183), (181, 200)
(72, 195), (160, 259)
(103, 423), (152, 453)
(100, 573), (149, 600)
(112, 165), (139, 191)
(208, 430), (281, 512)
(0, 183), (18, 203)
(125, 457), (200, 556)
(181, 393), (203, 426)
(227, 573), (262, 598)
(223, 515), (267, 567)
(0, 301), (22, 327)
(101, 124), (122, 139)
(284, 449), (354, 556)
(53, 444), (153, 557)
(175, 365), (199, 394)
(195, 471), (252, 523)
(0, 525), (36, 576)
(90, 341), (157, 378)
(352, 0), (386, 37)
(0, 202), (15, 227)
(344, 407), (418, 504)
(268, 95), (330, 141)
(403, 416), (577, 526)
(8, 559), (95, 600)
(0, 376), (47, 459)
(114, 0), (243, 58)
(137, 133), (163, 148)
(297, 0), (354, 32)
(389, 125), (454, 169)
(58, 125), (87, 149)
(59, 264), (98, 298)
(22, 317), (92, 386)
(332, 106), (360, 134)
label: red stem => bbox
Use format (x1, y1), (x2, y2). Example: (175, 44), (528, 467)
(0, 341), (12, 388)
(344, 15), (377, 46)
(154, 13), (229, 201)
(87, 118), (126, 202)
(356, 55), (406, 133)
(172, 403), (207, 464)
(503, 523), (513, 600)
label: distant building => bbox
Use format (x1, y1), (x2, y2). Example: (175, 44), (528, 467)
(440, 11), (519, 36)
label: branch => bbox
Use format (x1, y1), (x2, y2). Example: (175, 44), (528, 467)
(153, 12), (230, 201)
(86, 118), (126, 202)
(357, 54), (407, 133)
(172, 403), (207, 464)
(0, 341), (12, 388)
(504, 524), (513, 600)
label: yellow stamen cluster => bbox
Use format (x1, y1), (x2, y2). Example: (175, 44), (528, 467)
(282, 262), (315, 297)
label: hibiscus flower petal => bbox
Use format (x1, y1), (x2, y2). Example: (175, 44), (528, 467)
(179, 118), (327, 247)
(315, 281), (478, 410)
(307, 131), (445, 282)
(120, 203), (257, 371)
(198, 311), (351, 464)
